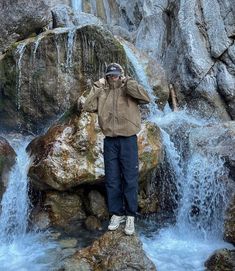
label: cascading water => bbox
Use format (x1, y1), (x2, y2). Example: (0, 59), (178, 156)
(0, 136), (58, 270)
(15, 42), (27, 110)
(121, 40), (234, 271)
(71, 0), (83, 12)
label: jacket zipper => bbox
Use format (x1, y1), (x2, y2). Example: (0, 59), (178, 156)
(112, 86), (115, 136)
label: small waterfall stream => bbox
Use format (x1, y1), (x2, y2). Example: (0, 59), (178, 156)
(15, 43), (27, 110)
(71, 0), (83, 12)
(121, 40), (234, 271)
(0, 136), (58, 270)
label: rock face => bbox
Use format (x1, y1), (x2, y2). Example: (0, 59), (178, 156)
(205, 249), (235, 271)
(0, 25), (126, 133)
(51, 4), (104, 28)
(0, 137), (16, 199)
(134, 0), (235, 120)
(224, 194), (235, 244)
(0, 0), (51, 53)
(76, 0), (235, 120)
(60, 229), (156, 271)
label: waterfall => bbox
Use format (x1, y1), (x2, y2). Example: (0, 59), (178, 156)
(0, 136), (57, 270)
(103, 0), (111, 24)
(15, 42), (27, 110)
(176, 153), (230, 239)
(71, 0), (83, 12)
(89, 0), (97, 16)
(121, 41), (234, 271)
(0, 140), (30, 241)
(66, 28), (76, 70)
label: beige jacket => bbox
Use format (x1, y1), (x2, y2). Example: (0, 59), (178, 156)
(83, 76), (150, 137)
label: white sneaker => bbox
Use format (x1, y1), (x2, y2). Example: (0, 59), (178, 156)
(108, 215), (126, 230)
(124, 216), (135, 235)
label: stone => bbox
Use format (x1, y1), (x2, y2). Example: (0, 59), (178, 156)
(224, 194), (235, 244)
(59, 238), (78, 249)
(88, 191), (108, 220)
(60, 229), (156, 271)
(84, 216), (102, 231)
(0, 137), (16, 199)
(43, 191), (86, 228)
(205, 249), (235, 271)
(138, 122), (163, 214)
(27, 113), (105, 191)
(0, 25), (126, 133)
(51, 4), (104, 29)
(0, 0), (51, 53)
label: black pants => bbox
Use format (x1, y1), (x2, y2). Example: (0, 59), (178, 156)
(104, 135), (139, 216)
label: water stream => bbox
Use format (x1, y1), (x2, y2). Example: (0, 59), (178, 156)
(121, 40), (234, 271)
(0, 136), (58, 271)
(71, 0), (83, 12)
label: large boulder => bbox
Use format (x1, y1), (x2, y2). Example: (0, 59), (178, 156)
(27, 111), (162, 193)
(59, 229), (156, 271)
(0, 25), (126, 133)
(27, 112), (104, 191)
(205, 249), (235, 271)
(0, 0), (51, 53)
(0, 137), (16, 199)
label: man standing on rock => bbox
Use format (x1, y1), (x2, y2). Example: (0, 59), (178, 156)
(83, 63), (150, 235)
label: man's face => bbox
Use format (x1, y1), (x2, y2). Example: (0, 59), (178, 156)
(108, 74), (120, 81)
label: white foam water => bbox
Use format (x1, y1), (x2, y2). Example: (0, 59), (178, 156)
(140, 110), (233, 271)
(141, 226), (233, 271)
(0, 136), (58, 270)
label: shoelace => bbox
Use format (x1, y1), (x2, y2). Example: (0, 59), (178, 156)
(126, 218), (133, 228)
(111, 216), (119, 223)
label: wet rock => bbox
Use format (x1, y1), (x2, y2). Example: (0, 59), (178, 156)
(138, 122), (163, 214)
(60, 229), (156, 271)
(27, 113), (105, 191)
(224, 194), (235, 245)
(88, 190), (108, 219)
(43, 191), (86, 228)
(205, 249), (235, 271)
(59, 238), (78, 249)
(51, 4), (104, 28)
(0, 137), (16, 199)
(0, 25), (126, 133)
(84, 216), (102, 231)
(32, 211), (51, 230)
(0, 0), (51, 53)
